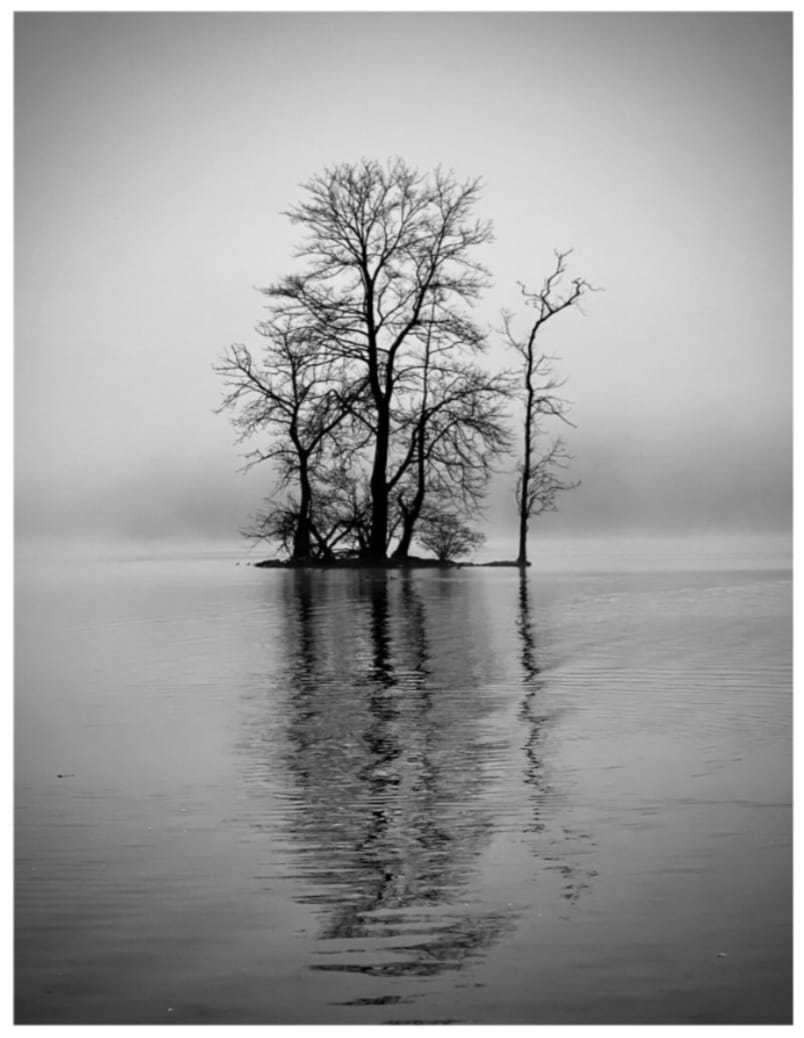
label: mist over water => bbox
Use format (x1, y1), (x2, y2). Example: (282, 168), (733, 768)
(15, 530), (793, 574)
(14, 14), (792, 555)
(14, 11), (792, 1023)
(15, 544), (791, 1024)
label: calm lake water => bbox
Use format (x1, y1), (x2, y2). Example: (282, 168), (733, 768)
(15, 543), (792, 1024)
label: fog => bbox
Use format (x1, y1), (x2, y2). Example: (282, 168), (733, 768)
(14, 12), (792, 552)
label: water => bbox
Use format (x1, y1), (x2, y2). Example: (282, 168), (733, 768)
(15, 546), (792, 1024)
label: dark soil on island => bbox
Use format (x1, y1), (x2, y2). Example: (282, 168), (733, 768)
(252, 556), (526, 569)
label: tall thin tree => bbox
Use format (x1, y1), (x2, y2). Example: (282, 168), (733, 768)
(503, 250), (594, 567)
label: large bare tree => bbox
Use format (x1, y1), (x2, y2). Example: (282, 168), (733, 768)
(265, 159), (495, 559)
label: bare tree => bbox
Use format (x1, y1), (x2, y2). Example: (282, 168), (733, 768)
(240, 497), (299, 556)
(217, 168), (597, 565)
(307, 461), (374, 559)
(265, 159), (494, 559)
(215, 316), (361, 560)
(416, 509), (486, 563)
(502, 250), (595, 567)
(390, 360), (513, 559)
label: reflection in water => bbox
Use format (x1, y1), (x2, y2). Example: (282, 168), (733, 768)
(517, 570), (598, 905)
(517, 570), (548, 833)
(14, 558), (790, 1024)
(518, 564), (551, 838)
(14, 560), (792, 1021)
(271, 571), (515, 997)
(234, 567), (604, 1017)
(517, 569), (541, 684)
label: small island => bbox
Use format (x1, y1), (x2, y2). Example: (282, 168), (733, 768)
(216, 160), (591, 570)
(253, 556), (527, 569)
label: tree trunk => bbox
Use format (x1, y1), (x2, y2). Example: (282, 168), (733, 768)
(516, 503), (528, 568)
(516, 443), (530, 567)
(292, 457), (313, 560)
(391, 519), (414, 560)
(391, 504), (416, 560)
(367, 405), (390, 559)
(391, 476), (426, 560)
(391, 388), (429, 562)
(364, 277), (391, 561)
(517, 341), (535, 568)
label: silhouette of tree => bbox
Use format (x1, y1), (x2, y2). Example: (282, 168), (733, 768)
(260, 158), (501, 560)
(502, 250), (594, 567)
(416, 510), (485, 562)
(215, 315), (365, 559)
(217, 167), (597, 563)
(390, 359), (512, 559)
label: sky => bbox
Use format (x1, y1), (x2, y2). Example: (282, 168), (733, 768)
(14, 11), (792, 549)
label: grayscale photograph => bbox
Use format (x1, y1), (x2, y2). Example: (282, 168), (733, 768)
(14, 10), (792, 1027)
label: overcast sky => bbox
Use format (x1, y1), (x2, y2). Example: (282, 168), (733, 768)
(14, 12), (792, 547)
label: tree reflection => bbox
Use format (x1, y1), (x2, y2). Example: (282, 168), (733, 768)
(517, 568), (540, 683)
(517, 569), (548, 819)
(274, 569), (515, 985)
(516, 570), (597, 904)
